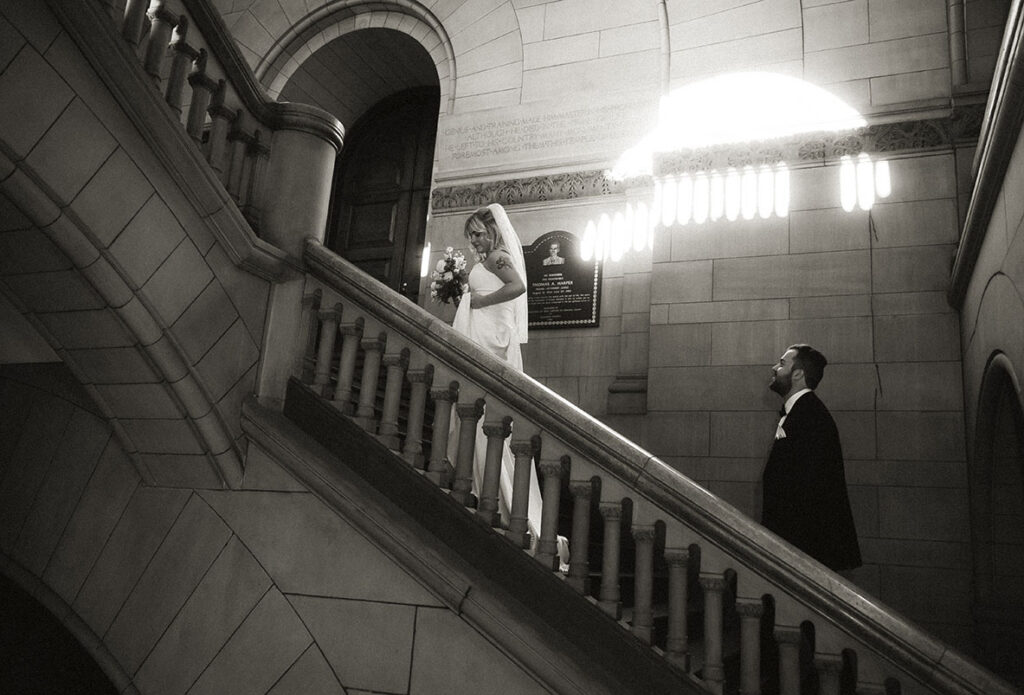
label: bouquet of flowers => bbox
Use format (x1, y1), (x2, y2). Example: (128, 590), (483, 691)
(430, 247), (468, 306)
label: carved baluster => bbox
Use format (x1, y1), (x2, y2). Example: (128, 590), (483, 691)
(298, 289), (321, 384)
(206, 81), (234, 179)
(598, 502), (623, 618)
(143, 1), (176, 81)
(165, 17), (197, 115)
(121, 0), (149, 46)
(775, 628), (802, 695)
(665, 549), (690, 670)
(313, 303), (342, 398)
(700, 573), (727, 695)
(451, 400), (482, 507)
(478, 418), (510, 527)
(186, 49), (216, 144)
(737, 600), (764, 695)
(331, 319), (363, 414)
(378, 349), (409, 449)
(567, 481), (592, 592)
(354, 333), (386, 431)
(536, 456), (567, 571)
(816, 654), (842, 695)
(507, 439), (535, 549)
(242, 131), (270, 228)
(226, 113), (253, 202)
(402, 367), (432, 468)
(426, 385), (456, 486)
(632, 525), (656, 644)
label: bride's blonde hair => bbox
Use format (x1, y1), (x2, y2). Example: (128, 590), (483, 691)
(464, 207), (507, 260)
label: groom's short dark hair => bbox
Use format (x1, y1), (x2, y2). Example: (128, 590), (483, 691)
(787, 344), (827, 389)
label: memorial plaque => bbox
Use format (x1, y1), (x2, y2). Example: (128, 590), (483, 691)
(524, 231), (601, 329)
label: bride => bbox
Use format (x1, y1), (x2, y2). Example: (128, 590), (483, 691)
(449, 203), (569, 570)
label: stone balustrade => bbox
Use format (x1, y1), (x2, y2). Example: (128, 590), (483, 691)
(295, 237), (1016, 695)
(108, 0), (344, 257)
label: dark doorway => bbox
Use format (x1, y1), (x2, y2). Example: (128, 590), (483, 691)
(0, 573), (117, 694)
(327, 87), (440, 304)
(970, 355), (1024, 687)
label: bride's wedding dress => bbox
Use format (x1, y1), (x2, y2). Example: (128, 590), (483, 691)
(449, 263), (568, 568)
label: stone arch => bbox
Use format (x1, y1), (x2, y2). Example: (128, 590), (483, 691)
(255, 1), (459, 115)
(969, 350), (1024, 681)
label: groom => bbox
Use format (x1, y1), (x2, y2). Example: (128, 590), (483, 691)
(761, 344), (862, 572)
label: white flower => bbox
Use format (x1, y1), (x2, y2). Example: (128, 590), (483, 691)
(443, 271), (453, 281)
(436, 259), (446, 272)
(445, 246), (454, 254)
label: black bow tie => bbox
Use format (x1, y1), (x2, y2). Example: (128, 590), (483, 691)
(778, 408), (786, 417)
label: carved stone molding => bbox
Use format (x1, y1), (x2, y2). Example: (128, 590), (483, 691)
(430, 105), (985, 211)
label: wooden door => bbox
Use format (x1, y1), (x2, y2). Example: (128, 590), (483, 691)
(327, 88), (439, 304)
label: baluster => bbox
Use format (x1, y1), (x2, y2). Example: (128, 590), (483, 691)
(507, 439), (535, 549)
(536, 455), (567, 571)
(567, 481), (593, 592)
(165, 17), (197, 115)
(354, 333), (386, 431)
(186, 49), (216, 144)
(775, 627), (802, 695)
(700, 573), (727, 695)
(378, 349), (409, 449)
(665, 548), (690, 670)
(598, 502), (623, 618)
(122, 0), (149, 46)
(298, 289), (321, 384)
(313, 303), (342, 398)
(426, 385), (456, 486)
(451, 400), (483, 507)
(206, 81), (234, 179)
(226, 113), (253, 202)
(478, 418), (510, 527)
(242, 131), (270, 228)
(331, 319), (363, 414)
(737, 599), (764, 695)
(143, 1), (176, 81)
(402, 367), (432, 468)
(816, 654), (842, 695)
(632, 525), (656, 643)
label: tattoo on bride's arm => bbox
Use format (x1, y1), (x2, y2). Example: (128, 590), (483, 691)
(495, 255), (508, 270)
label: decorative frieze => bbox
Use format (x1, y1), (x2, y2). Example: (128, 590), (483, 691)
(430, 105), (984, 211)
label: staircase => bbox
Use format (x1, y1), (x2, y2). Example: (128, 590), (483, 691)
(288, 239), (1018, 695)
(61, 1), (1021, 692)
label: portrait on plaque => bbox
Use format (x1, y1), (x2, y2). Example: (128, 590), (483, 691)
(524, 230), (602, 328)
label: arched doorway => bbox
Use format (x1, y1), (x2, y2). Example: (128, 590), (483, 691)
(970, 353), (1024, 686)
(326, 86), (440, 303)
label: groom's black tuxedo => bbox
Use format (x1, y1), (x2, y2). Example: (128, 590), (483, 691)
(762, 391), (862, 571)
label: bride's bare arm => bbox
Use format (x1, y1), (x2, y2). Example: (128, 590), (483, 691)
(471, 250), (525, 308)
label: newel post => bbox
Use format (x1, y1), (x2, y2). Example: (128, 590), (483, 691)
(260, 102), (345, 258)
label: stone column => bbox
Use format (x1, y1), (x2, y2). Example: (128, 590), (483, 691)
(260, 102), (345, 259)
(426, 386), (456, 486)
(186, 50), (216, 145)
(451, 401), (482, 506)
(700, 573), (727, 694)
(598, 502), (623, 619)
(354, 334), (385, 431)
(737, 600), (764, 695)
(226, 113), (253, 203)
(331, 319), (363, 414)
(478, 419), (510, 527)
(402, 367), (432, 468)
(536, 457), (567, 571)
(378, 350), (409, 449)
(121, 0), (149, 46)
(949, 0), (967, 86)
(205, 81), (233, 181)
(313, 303), (342, 398)
(297, 289), (321, 384)
(664, 549), (690, 670)
(631, 525), (656, 644)
(816, 654), (842, 695)
(143, 1), (176, 81)
(775, 628), (802, 695)
(165, 17), (197, 115)
(507, 439), (535, 549)
(567, 481), (593, 593)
